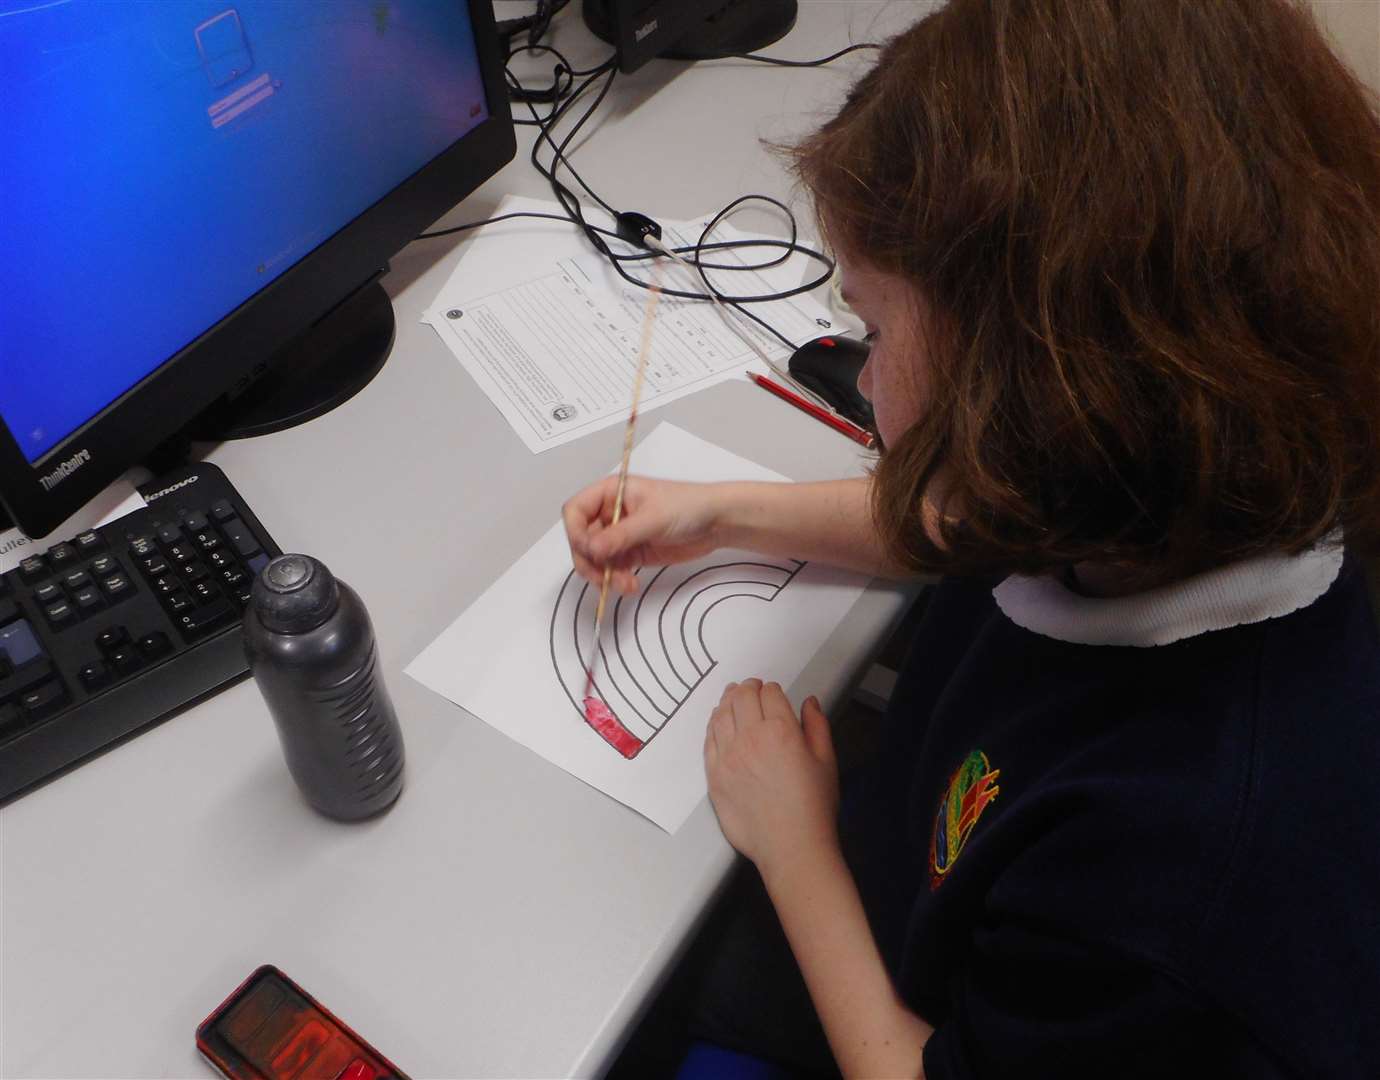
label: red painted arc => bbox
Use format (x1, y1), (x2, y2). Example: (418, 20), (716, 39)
(583, 696), (644, 759)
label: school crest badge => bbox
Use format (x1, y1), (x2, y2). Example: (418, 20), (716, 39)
(929, 749), (1001, 889)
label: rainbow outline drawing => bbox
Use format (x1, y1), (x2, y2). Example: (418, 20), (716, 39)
(550, 558), (807, 758)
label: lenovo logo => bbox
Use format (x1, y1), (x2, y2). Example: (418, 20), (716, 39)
(145, 475), (200, 501)
(635, 18), (658, 42)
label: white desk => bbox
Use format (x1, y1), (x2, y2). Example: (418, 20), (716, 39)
(1, 4), (927, 1075)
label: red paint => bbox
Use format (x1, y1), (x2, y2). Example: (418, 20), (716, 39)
(583, 696), (644, 759)
(818, 336), (836, 347)
(270, 1019), (330, 1075)
(198, 966), (407, 1080)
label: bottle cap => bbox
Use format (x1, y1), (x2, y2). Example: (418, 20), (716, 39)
(253, 554), (340, 633)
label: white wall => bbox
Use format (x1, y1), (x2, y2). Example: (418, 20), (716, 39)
(1309, 0), (1380, 97)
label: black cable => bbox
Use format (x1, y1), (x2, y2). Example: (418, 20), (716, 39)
(526, 0), (570, 47)
(417, 40), (845, 350)
(494, 0), (572, 51)
(416, 211), (621, 242)
(608, 194), (799, 274)
(416, 51), (620, 242)
(544, 61), (619, 215)
(510, 55), (620, 217)
(505, 41), (607, 114)
(724, 42), (881, 67)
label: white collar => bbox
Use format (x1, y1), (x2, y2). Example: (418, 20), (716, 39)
(991, 539), (1344, 647)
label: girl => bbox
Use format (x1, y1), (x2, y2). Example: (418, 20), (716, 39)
(565, 1), (1380, 1075)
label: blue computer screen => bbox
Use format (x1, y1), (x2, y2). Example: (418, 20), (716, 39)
(0, 0), (488, 463)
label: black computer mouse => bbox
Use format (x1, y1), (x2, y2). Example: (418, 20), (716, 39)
(787, 335), (875, 430)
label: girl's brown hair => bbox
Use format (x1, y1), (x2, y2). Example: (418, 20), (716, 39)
(792, 0), (1380, 585)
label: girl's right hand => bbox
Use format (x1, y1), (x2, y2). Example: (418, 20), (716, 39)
(562, 476), (729, 594)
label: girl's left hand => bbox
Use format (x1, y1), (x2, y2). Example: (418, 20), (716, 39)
(704, 678), (840, 877)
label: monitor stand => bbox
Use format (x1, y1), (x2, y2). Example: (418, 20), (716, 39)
(583, 0), (797, 60)
(192, 274), (396, 442)
(0, 279), (396, 533)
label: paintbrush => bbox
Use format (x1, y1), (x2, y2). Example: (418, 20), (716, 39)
(582, 273), (664, 711)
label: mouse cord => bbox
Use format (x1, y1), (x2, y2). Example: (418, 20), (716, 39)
(642, 231), (833, 409)
(722, 43), (882, 67)
(415, 44), (843, 340)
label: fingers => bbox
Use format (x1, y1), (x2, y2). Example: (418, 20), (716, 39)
(707, 681), (739, 759)
(728, 678), (764, 730)
(801, 695), (835, 767)
(563, 478), (617, 583)
(758, 681), (795, 726)
(586, 506), (662, 566)
(563, 476), (662, 590)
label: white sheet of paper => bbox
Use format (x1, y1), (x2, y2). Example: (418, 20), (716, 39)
(0, 485), (147, 576)
(422, 196), (841, 454)
(405, 423), (870, 832)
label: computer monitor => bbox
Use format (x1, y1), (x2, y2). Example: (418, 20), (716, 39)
(0, 0), (515, 538)
(582, 0), (797, 73)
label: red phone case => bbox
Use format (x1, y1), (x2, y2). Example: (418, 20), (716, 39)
(196, 965), (410, 1080)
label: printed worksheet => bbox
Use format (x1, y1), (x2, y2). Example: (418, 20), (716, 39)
(405, 424), (870, 832)
(422, 196), (840, 453)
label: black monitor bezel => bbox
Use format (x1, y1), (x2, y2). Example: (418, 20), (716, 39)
(0, 0), (515, 538)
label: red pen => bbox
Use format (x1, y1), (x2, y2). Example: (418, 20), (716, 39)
(748, 371), (876, 449)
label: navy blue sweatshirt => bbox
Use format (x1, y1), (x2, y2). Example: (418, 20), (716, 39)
(844, 552), (1380, 1078)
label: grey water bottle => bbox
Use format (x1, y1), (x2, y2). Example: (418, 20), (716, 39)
(244, 554), (404, 820)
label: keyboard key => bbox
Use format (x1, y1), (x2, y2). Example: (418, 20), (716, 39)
(193, 531), (222, 553)
(0, 701), (24, 739)
(153, 574), (181, 597)
(72, 587), (104, 615)
(109, 646), (142, 675)
(156, 524), (183, 546)
(174, 597), (235, 638)
(62, 569), (92, 592)
(43, 600), (75, 629)
(136, 631), (172, 660)
(210, 499), (236, 522)
(101, 573), (134, 601)
(0, 620), (42, 667)
(96, 626), (130, 654)
(33, 582), (61, 606)
(19, 555), (47, 582)
(140, 555), (171, 577)
(191, 580), (220, 605)
(46, 543), (78, 571)
(0, 572), (12, 598)
(183, 561), (210, 583)
(0, 657), (55, 700)
(221, 518), (261, 558)
(129, 535), (157, 559)
(0, 598), (17, 627)
(182, 511), (210, 532)
(166, 542), (195, 564)
(78, 662), (112, 691)
(89, 554), (119, 578)
(167, 592), (193, 614)
(74, 530), (105, 554)
(209, 550), (235, 570)
(221, 567), (248, 589)
(19, 680), (66, 717)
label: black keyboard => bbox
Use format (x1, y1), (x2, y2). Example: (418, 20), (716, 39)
(0, 463), (281, 802)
